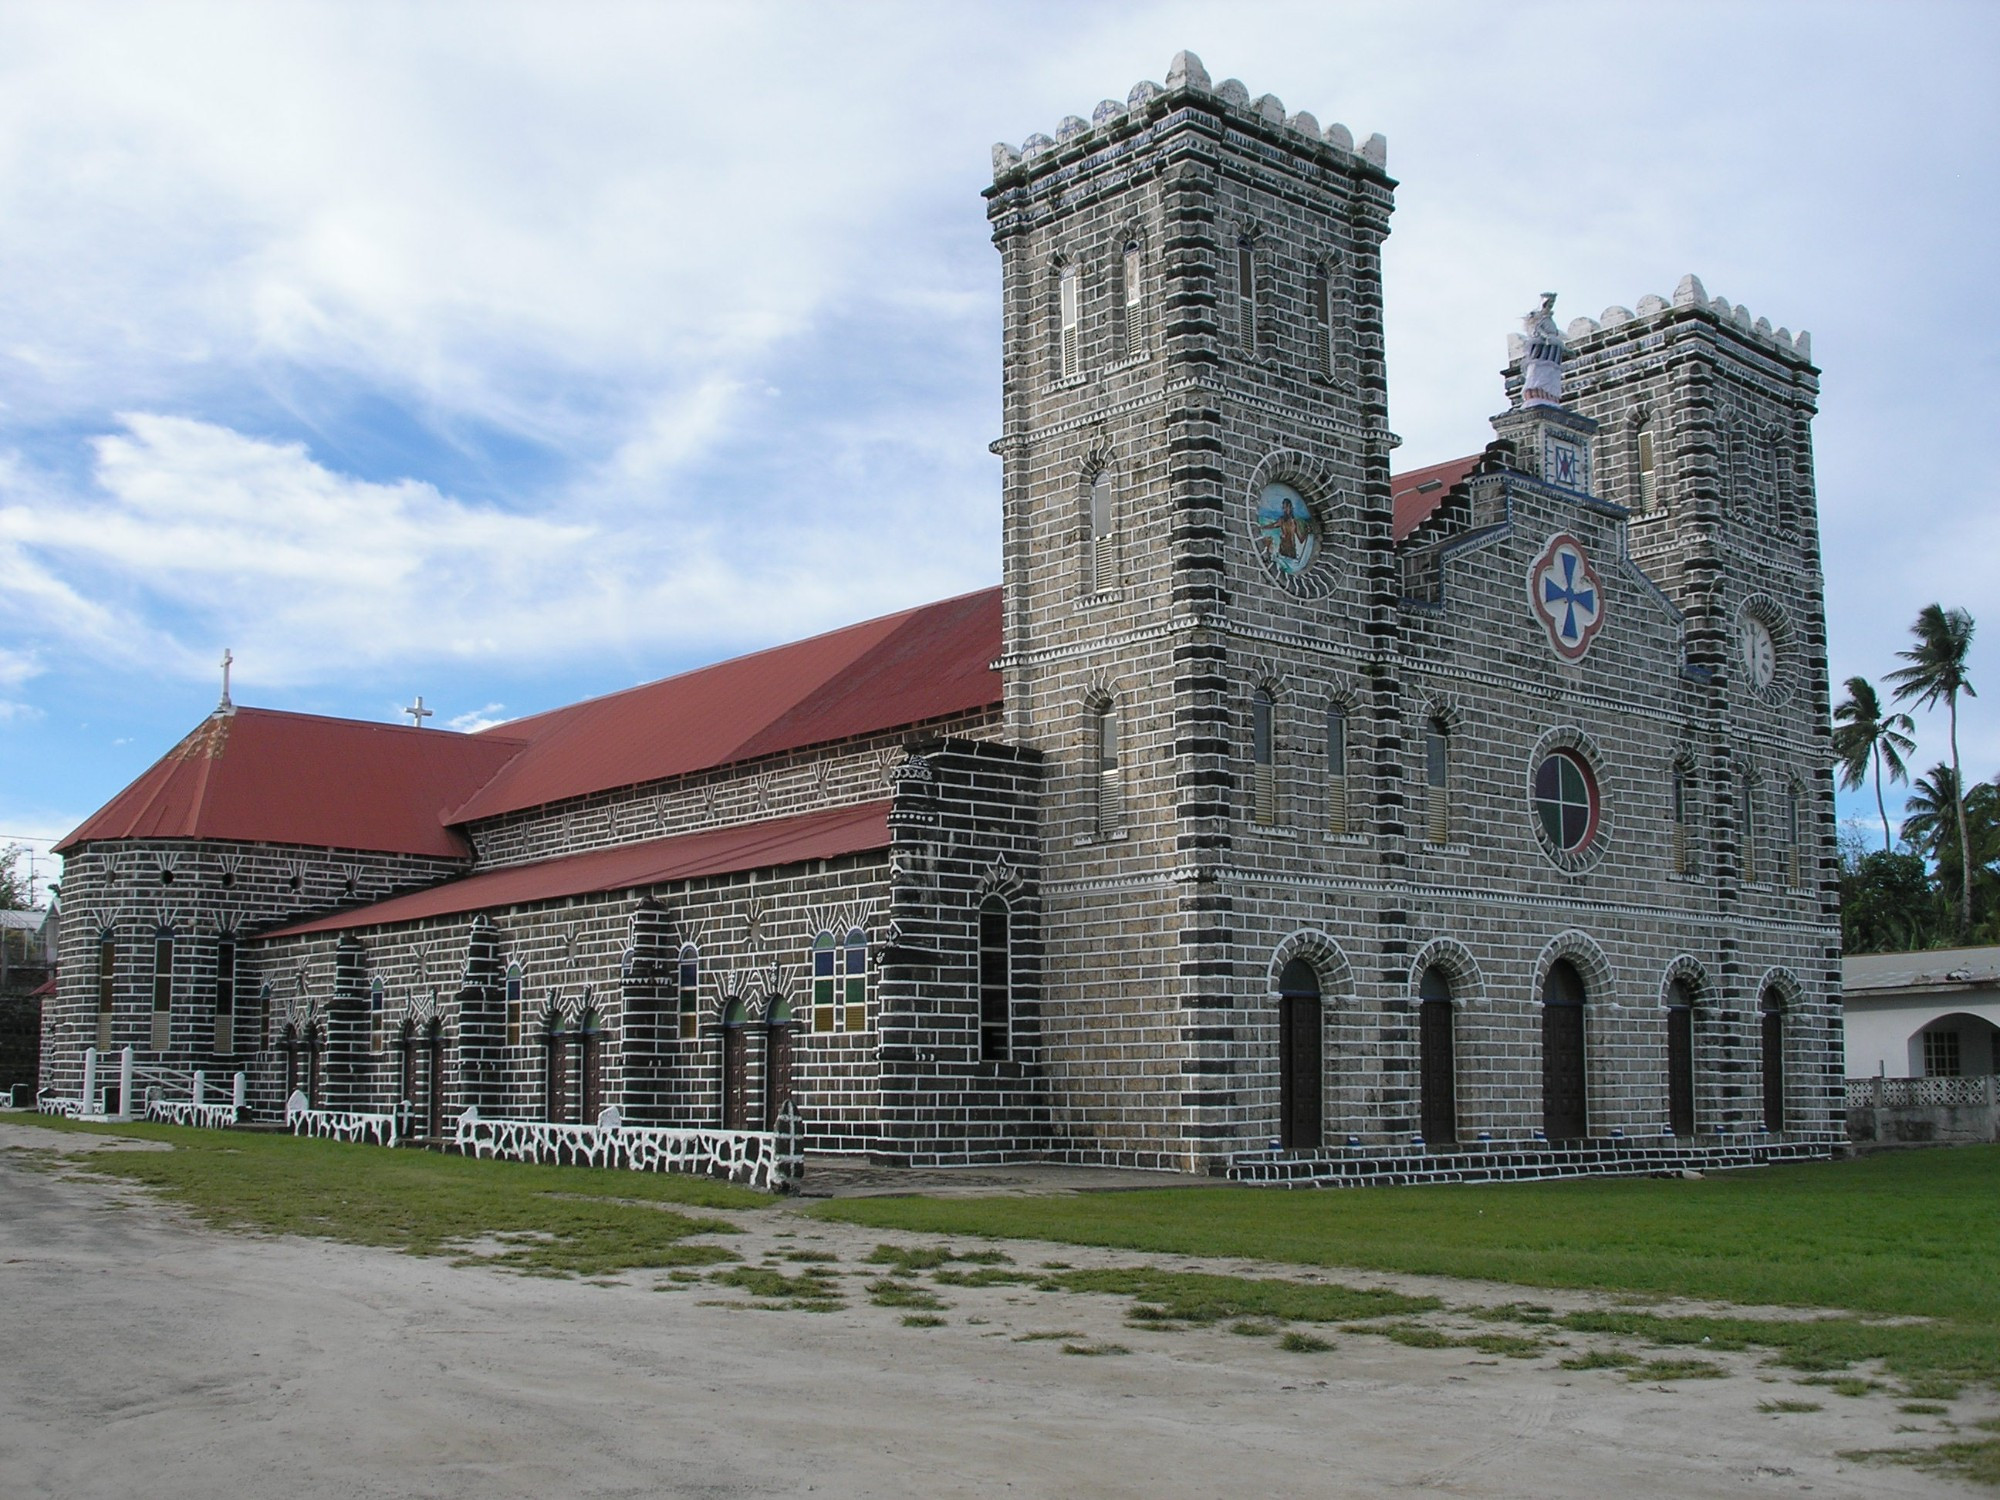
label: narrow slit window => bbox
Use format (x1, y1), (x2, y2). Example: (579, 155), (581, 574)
(213, 938), (236, 1054)
(1121, 239), (1143, 359)
(506, 966), (523, 1048)
(1088, 470), (1116, 595)
(151, 931), (174, 1051)
(978, 897), (1011, 1062)
(1786, 782), (1803, 889)
(1740, 779), (1757, 883)
(1425, 726), (1450, 845)
(1095, 701), (1124, 837)
(1058, 264), (1080, 380)
(1671, 765), (1693, 875)
(1636, 426), (1657, 511)
(1237, 242), (1257, 353)
(1326, 703), (1349, 836)
(1252, 689), (1277, 827)
(96, 933), (115, 1051)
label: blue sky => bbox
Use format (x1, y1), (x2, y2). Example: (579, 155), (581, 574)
(2, 0), (1996, 881)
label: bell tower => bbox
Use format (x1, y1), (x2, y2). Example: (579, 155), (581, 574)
(985, 52), (1400, 1167)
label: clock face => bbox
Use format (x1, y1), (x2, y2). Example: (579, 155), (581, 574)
(1254, 481), (1320, 579)
(1740, 616), (1777, 691)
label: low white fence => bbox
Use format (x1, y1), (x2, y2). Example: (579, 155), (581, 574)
(38, 1048), (243, 1126)
(285, 1091), (401, 1147)
(1846, 1075), (1997, 1109)
(454, 1101), (803, 1192)
(147, 1099), (241, 1130)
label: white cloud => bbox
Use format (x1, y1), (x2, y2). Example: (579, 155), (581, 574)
(449, 703), (509, 733)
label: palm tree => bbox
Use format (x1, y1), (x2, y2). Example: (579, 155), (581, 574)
(1888, 605), (1978, 936)
(1899, 763), (1958, 864)
(1832, 676), (1916, 851)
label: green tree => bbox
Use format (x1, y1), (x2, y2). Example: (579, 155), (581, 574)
(0, 843), (33, 911)
(1839, 845), (1941, 954)
(1832, 675), (1916, 852)
(1887, 604), (1978, 936)
(1899, 767), (2000, 940)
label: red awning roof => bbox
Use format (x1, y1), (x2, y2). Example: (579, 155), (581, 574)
(1392, 454), (1483, 541)
(449, 587), (1002, 823)
(260, 799), (893, 938)
(56, 709), (528, 858)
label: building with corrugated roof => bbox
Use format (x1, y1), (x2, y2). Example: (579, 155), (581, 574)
(38, 54), (1843, 1182)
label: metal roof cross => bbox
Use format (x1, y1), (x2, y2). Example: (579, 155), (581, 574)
(218, 648), (234, 710)
(404, 695), (434, 728)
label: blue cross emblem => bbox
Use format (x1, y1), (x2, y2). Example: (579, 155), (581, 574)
(1529, 534), (1606, 660)
(1543, 550), (1596, 642)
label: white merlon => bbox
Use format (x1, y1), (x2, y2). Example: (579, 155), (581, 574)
(1164, 49), (1210, 91)
(1056, 114), (1089, 142)
(1636, 293), (1668, 316)
(1253, 92), (1286, 125)
(1674, 273), (1708, 306)
(1021, 132), (1053, 159)
(1795, 330), (1812, 358)
(1216, 78), (1250, 106)
(1566, 316), (1601, 339)
(1091, 98), (1123, 127)
(1289, 111), (1320, 138)
(1599, 305), (1634, 327)
(992, 142), (1020, 174)
(1128, 79), (1161, 108)
(1324, 121), (1354, 151)
(1361, 132), (1388, 167)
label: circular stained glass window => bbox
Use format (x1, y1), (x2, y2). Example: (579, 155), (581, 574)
(1533, 750), (1599, 854)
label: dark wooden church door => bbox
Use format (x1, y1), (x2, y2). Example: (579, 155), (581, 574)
(1667, 986), (1695, 1137)
(1418, 970), (1457, 1145)
(764, 1004), (794, 1129)
(1541, 960), (1587, 1141)
(1760, 991), (1786, 1131)
(424, 1023), (444, 1139)
(1276, 959), (1321, 1151)
(721, 1003), (749, 1130)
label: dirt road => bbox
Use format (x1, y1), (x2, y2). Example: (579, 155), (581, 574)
(0, 1120), (1983, 1498)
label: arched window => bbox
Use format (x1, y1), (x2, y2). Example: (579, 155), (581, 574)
(843, 927), (868, 1033)
(1666, 979), (1696, 1137)
(1326, 703), (1350, 837)
(978, 896), (1011, 1062)
(1424, 723), (1450, 845)
(1541, 959), (1587, 1141)
(1740, 777), (1758, 883)
(151, 929), (175, 1051)
(1118, 238), (1144, 360)
(369, 979), (385, 1053)
(1057, 263), (1080, 380)
(95, 931), (115, 1051)
(677, 943), (700, 1041)
(1309, 257), (1345, 379)
(505, 964), (524, 1048)
(213, 938), (237, 1055)
(1784, 782), (1803, 890)
(1417, 966), (1456, 1145)
(1095, 700), (1123, 837)
(1760, 987), (1786, 1132)
(1635, 423), (1657, 511)
(1236, 240), (1258, 353)
(1251, 689), (1277, 827)
(812, 931), (837, 1034)
(1087, 469), (1117, 596)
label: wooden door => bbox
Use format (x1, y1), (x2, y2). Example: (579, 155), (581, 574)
(544, 1033), (566, 1123)
(425, 1025), (444, 1138)
(1541, 962), (1587, 1141)
(1419, 998), (1457, 1144)
(579, 1031), (600, 1124)
(1276, 956), (1322, 1151)
(764, 1019), (793, 1128)
(722, 1022), (748, 1130)
(1667, 1002), (1695, 1137)
(1761, 996), (1786, 1131)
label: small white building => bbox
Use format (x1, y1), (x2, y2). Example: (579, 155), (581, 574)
(1843, 947), (2000, 1079)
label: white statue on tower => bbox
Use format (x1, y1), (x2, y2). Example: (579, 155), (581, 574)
(1520, 292), (1565, 408)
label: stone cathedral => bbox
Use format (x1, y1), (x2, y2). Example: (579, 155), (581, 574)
(39, 53), (1843, 1184)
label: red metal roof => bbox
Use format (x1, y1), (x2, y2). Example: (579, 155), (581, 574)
(448, 586), (1002, 823)
(56, 709), (528, 858)
(262, 799), (892, 937)
(1391, 454), (1483, 541)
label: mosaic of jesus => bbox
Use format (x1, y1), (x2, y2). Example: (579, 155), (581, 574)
(1256, 481), (1320, 577)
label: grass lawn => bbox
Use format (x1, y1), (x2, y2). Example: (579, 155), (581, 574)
(10, 1114), (764, 1275)
(811, 1146), (2000, 1386)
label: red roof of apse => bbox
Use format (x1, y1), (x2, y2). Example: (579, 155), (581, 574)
(1391, 454), (1483, 541)
(56, 709), (528, 857)
(448, 586), (1002, 823)
(263, 799), (892, 937)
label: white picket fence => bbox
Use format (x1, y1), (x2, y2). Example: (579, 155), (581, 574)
(454, 1101), (803, 1192)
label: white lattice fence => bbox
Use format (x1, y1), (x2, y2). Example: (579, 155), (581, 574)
(286, 1091), (401, 1147)
(454, 1103), (802, 1192)
(1848, 1076), (1996, 1109)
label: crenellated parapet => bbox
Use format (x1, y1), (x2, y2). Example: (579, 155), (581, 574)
(990, 50), (1388, 181)
(1511, 273), (1813, 367)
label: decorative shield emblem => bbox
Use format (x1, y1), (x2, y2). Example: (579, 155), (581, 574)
(1528, 533), (1605, 661)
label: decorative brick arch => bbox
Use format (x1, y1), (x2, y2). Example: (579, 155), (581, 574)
(1755, 965), (1805, 1012)
(1265, 929), (1354, 1002)
(1532, 930), (1613, 1003)
(1658, 954), (1714, 1008)
(1406, 937), (1484, 1008)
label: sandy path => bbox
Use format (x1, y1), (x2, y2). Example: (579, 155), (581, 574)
(0, 1119), (1985, 1499)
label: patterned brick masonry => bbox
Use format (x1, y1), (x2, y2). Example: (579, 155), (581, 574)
(41, 52), (1840, 1186)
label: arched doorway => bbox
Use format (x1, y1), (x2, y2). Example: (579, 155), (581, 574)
(576, 1012), (601, 1124)
(1276, 958), (1321, 1150)
(542, 1017), (567, 1123)
(281, 1024), (299, 1102)
(304, 1023), (323, 1108)
(1417, 966), (1457, 1145)
(1666, 980), (1696, 1137)
(423, 1020), (445, 1139)
(764, 998), (794, 1129)
(1760, 987), (1786, 1132)
(1541, 960), (1587, 1141)
(721, 999), (750, 1130)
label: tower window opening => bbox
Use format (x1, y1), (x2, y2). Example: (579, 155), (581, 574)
(1252, 689), (1277, 827)
(1740, 778), (1757, 883)
(1095, 701), (1124, 837)
(1671, 764), (1694, 876)
(1088, 470), (1116, 595)
(1120, 239), (1143, 360)
(677, 943), (700, 1041)
(1326, 703), (1349, 836)
(1636, 426), (1657, 511)
(1425, 725), (1450, 845)
(213, 938), (236, 1055)
(978, 897), (1012, 1062)
(1237, 242), (1257, 353)
(151, 931), (174, 1051)
(96, 932), (115, 1051)
(1058, 264), (1080, 380)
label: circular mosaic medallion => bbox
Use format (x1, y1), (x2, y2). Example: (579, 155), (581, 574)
(1527, 532), (1606, 661)
(1253, 480), (1321, 581)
